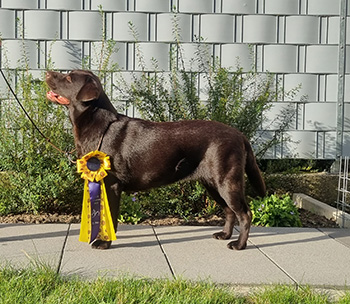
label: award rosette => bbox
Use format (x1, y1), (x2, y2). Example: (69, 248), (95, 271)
(77, 150), (116, 243)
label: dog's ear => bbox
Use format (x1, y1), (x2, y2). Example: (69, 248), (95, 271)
(76, 76), (101, 102)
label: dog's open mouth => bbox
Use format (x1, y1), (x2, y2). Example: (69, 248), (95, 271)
(47, 91), (70, 105)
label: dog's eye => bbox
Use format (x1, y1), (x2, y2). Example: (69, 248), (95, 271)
(66, 76), (72, 83)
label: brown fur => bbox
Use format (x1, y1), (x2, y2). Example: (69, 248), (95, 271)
(46, 70), (266, 250)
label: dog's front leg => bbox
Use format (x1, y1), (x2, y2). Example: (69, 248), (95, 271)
(91, 177), (122, 250)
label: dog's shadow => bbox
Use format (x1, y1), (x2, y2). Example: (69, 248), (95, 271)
(111, 226), (220, 249)
(110, 226), (334, 251)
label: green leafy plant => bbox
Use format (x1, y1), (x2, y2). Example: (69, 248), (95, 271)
(135, 181), (215, 220)
(249, 194), (302, 227)
(0, 9), (121, 216)
(0, 67), (81, 215)
(118, 193), (145, 224)
(0, 23), (82, 215)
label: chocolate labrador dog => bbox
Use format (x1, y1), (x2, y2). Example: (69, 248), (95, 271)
(46, 70), (266, 250)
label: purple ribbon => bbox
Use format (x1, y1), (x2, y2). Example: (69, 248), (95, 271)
(88, 181), (101, 243)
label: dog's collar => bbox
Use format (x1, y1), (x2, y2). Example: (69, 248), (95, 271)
(96, 119), (118, 151)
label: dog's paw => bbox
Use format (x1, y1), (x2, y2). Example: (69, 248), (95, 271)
(91, 240), (112, 250)
(226, 240), (247, 250)
(212, 231), (231, 240)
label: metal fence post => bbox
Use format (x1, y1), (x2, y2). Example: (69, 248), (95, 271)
(336, 0), (348, 158)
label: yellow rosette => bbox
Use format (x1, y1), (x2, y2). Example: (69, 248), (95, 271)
(77, 150), (116, 243)
(77, 150), (111, 182)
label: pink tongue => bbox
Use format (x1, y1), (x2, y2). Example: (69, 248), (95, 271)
(47, 91), (70, 105)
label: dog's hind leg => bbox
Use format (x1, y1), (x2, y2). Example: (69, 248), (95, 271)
(222, 189), (251, 250)
(205, 186), (236, 240)
(217, 171), (252, 250)
(226, 200), (251, 250)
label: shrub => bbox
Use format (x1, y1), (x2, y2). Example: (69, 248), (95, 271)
(0, 12), (121, 216)
(118, 193), (145, 224)
(136, 181), (218, 220)
(0, 68), (82, 215)
(249, 194), (302, 227)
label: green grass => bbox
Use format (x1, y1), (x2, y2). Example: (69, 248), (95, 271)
(0, 266), (349, 304)
(250, 285), (347, 304)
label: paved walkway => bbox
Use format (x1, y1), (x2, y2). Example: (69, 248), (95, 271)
(1, 223), (350, 288)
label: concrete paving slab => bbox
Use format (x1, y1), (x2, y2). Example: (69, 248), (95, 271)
(2, 223), (349, 288)
(153, 226), (294, 285)
(248, 227), (350, 287)
(60, 224), (173, 279)
(319, 228), (350, 248)
(0, 223), (69, 268)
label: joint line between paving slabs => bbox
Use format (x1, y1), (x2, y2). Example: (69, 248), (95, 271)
(250, 240), (299, 287)
(56, 223), (71, 274)
(151, 226), (176, 279)
(238, 228), (299, 287)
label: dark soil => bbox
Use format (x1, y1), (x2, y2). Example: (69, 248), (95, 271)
(0, 208), (339, 228)
(298, 209), (339, 228)
(0, 213), (81, 224)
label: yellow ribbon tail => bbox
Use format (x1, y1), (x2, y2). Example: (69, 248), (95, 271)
(79, 180), (116, 243)
(79, 180), (91, 243)
(99, 179), (117, 242)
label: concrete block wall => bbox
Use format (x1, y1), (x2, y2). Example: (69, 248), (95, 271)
(0, 0), (349, 159)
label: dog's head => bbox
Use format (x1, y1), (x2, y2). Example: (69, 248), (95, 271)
(46, 70), (102, 106)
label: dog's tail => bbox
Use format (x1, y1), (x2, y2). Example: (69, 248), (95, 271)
(244, 138), (266, 197)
